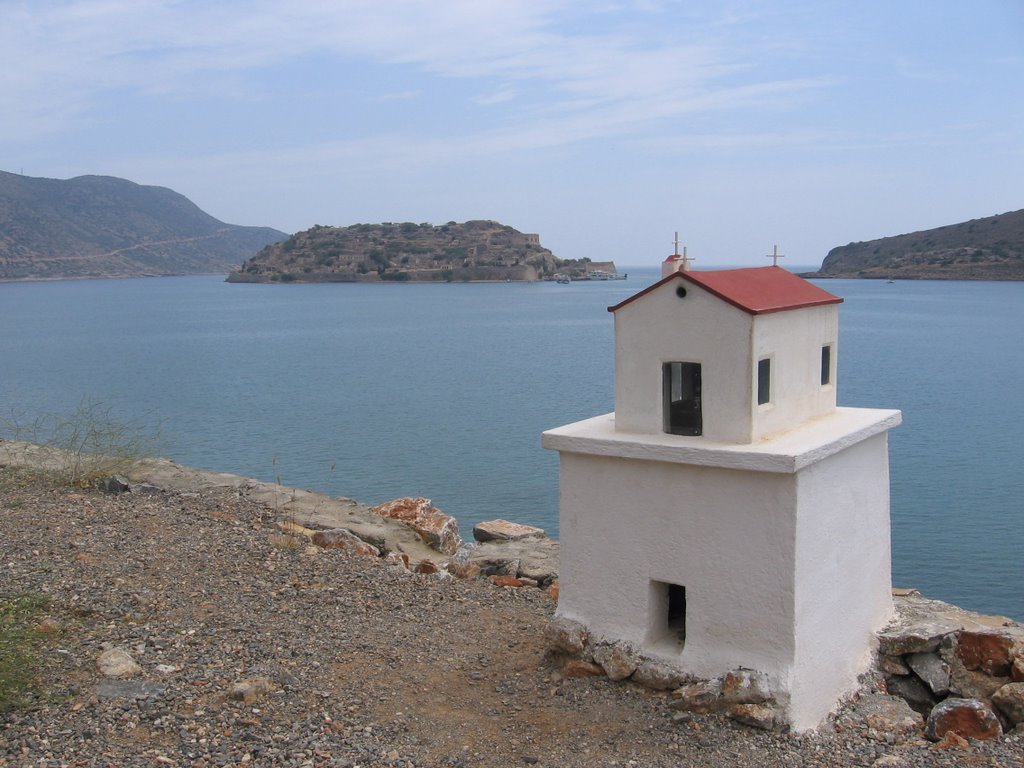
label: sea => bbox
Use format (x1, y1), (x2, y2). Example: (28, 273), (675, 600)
(1, 267), (1021, 621)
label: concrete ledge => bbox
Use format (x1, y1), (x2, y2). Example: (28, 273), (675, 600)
(541, 407), (902, 474)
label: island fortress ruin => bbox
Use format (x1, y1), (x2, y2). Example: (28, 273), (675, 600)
(542, 256), (902, 731)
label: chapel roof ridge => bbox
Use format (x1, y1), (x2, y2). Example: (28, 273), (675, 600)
(608, 265), (843, 316)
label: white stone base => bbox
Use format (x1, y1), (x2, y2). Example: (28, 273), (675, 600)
(542, 407), (900, 731)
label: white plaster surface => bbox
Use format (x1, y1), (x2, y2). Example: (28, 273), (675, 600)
(554, 451), (798, 684)
(751, 306), (838, 440)
(546, 406), (900, 730)
(611, 279), (840, 443)
(542, 407), (902, 473)
(789, 431), (895, 729)
(613, 279), (753, 441)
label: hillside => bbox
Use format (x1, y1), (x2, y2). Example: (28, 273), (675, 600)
(227, 220), (592, 283)
(806, 209), (1024, 280)
(0, 171), (287, 280)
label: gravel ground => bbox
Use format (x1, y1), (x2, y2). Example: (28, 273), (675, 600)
(1, 469), (1021, 767)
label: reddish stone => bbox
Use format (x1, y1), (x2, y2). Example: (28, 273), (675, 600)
(414, 560), (440, 574)
(383, 551), (409, 569)
(931, 731), (969, 751)
(729, 703), (776, 730)
(592, 642), (639, 681)
(855, 693), (924, 736)
(371, 497), (462, 554)
(632, 660), (687, 691)
(562, 660), (603, 678)
(489, 575), (526, 587)
(545, 617), (588, 656)
(229, 677), (273, 703)
(35, 617), (61, 634)
(1012, 656), (1024, 683)
(445, 547), (480, 579)
(311, 528), (380, 558)
(957, 630), (1013, 677)
(670, 680), (723, 714)
(447, 561), (480, 578)
(924, 698), (1002, 742)
(547, 581), (560, 601)
(721, 669), (772, 704)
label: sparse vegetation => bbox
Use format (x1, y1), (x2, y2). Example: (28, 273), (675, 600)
(0, 592), (50, 712)
(0, 398), (158, 488)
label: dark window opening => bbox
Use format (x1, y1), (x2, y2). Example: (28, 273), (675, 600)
(663, 362), (701, 436)
(667, 584), (686, 644)
(821, 345), (832, 385)
(757, 357), (771, 405)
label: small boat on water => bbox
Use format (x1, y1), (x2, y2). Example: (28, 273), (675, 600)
(554, 274), (571, 284)
(588, 269), (627, 281)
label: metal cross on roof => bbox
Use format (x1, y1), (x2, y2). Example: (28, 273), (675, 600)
(766, 244), (785, 267)
(680, 246), (694, 271)
(673, 232), (695, 270)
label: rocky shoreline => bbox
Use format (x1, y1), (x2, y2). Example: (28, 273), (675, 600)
(1, 443), (1022, 766)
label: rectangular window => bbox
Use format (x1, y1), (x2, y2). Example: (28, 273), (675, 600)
(667, 584), (687, 645)
(757, 357), (771, 405)
(821, 344), (832, 386)
(652, 580), (687, 647)
(663, 362), (702, 436)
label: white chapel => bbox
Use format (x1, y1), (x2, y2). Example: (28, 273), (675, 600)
(542, 255), (901, 730)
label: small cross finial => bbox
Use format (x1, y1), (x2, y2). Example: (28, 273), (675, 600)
(766, 244), (785, 267)
(664, 231), (695, 275)
(680, 245), (695, 271)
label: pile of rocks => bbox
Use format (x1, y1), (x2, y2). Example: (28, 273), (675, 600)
(877, 590), (1024, 742)
(278, 494), (560, 591)
(67, 446), (564, 593)
(544, 615), (787, 731)
(543, 589), (1024, 741)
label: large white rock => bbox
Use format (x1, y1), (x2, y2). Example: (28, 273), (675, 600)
(97, 647), (142, 679)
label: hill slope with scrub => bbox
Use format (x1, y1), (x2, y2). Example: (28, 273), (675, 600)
(0, 171), (286, 280)
(807, 209), (1024, 280)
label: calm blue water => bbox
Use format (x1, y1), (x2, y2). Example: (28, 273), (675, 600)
(1, 269), (1021, 620)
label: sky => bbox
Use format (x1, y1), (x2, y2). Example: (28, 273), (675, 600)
(2, 1), (1023, 268)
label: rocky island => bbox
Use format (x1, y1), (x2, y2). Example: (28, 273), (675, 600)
(226, 220), (609, 283)
(804, 208), (1024, 281)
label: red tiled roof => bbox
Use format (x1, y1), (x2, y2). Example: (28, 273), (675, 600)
(608, 266), (842, 315)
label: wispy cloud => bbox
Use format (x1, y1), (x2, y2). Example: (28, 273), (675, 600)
(0, 0), (822, 148)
